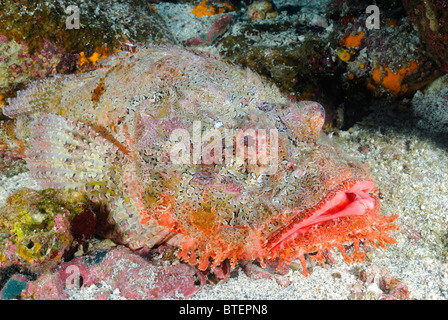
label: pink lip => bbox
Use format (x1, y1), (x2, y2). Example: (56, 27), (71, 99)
(267, 180), (376, 250)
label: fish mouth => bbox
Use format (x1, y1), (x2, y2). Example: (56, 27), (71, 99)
(267, 179), (377, 251)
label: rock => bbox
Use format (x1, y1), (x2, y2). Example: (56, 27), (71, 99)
(0, 274), (29, 300)
(402, 0), (448, 72)
(23, 246), (207, 300)
(0, 120), (27, 176)
(366, 282), (383, 299)
(204, 259), (231, 284)
(240, 260), (290, 287)
(0, 37), (76, 102)
(218, 15), (340, 123)
(350, 264), (410, 300)
(184, 14), (233, 46)
(23, 273), (68, 300)
(0, 188), (91, 272)
(411, 74), (448, 135)
(339, 18), (440, 98)
(215, 0), (441, 130)
(0, 0), (174, 55)
(190, 0), (235, 17)
(247, 1), (279, 21)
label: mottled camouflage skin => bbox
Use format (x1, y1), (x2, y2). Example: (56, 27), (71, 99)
(4, 45), (398, 274)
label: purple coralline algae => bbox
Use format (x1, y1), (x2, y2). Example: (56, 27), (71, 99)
(23, 246), (206, 300)
(0, 188), (92, 273)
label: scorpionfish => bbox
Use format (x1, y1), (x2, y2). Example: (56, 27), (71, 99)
(3, 45), (398, 275)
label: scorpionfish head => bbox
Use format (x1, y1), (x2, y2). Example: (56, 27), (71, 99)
(134, 100), (398, 275)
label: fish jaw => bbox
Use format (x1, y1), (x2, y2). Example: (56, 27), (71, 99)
(267, 180), (376, 250)
(262, 179), (398, 275)
(162, 178), (398, 275)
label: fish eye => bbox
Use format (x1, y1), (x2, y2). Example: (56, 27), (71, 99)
(300, 101), (325, 121)
(314, 102), (326, 121)
(257, 101), (274, 112)
(296, 100), (326, 125)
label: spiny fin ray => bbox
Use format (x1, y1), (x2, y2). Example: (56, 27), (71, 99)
(26, 113), (125, 199)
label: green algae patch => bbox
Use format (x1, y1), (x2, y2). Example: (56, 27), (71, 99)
(0, 0), (175, 56)
(0, 188), (89, 271)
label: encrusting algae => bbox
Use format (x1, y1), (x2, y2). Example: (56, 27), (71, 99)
(0, 188), (89, 272)
(341, 31), (365, 48)
(371, 61), (420, 95)
(0, 0), (173, 55)
(190, 0), (234, 17)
